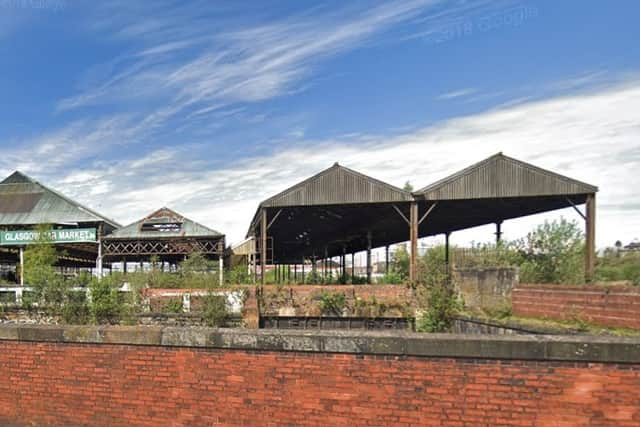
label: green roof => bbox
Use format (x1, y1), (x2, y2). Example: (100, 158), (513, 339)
(0, 171), (120, 229)
(105, 207), (223, 240)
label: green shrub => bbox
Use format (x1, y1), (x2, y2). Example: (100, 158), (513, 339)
(164, 298), (183, 314)
(89, 279), (122, 324)
(595, 253), (640, 284)
(513, 218), (585, 284)
(201, 293), (228, 327)
(62, 290), (90, 324)
(22, 225), (69, 312)
(227, 264), (251, 284)
(318, 292), (346, 316)
(416, 246), (460, 332)
(417, 282), (460, 332)
(379, 271), (404, 284)
(390, 244), (410, 280)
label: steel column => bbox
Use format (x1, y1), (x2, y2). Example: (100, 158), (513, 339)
(366, 232), (372, 283)
(19, 247), (24, 287)
(260, 209), (267, 285)
(385, 245), (390, 274)
(409, 201), (418, 283)
(585, 194), (596, 281)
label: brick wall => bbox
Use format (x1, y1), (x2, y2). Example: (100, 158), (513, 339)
(0, 326), (639, 426)
(260, 284), (414, 317)
(261, 284), (412, 299)
(512, 284), (640, 329)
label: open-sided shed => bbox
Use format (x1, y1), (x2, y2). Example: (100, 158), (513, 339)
(102, 207), (225, 274)
(0, 171), (120, 283)
(411, 153), (598, 280)
(247, 163), (414, 283)
(247, 153), (598, 284)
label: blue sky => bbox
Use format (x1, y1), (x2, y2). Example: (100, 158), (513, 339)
(1, 0), (640, 248)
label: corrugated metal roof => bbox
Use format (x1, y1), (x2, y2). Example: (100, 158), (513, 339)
(261, 163), (413, 208)
(104, 207), (223, 239)
(231, 237), (255, 255)
(415, 153), (598, 200)
(0, 171), (121, 229)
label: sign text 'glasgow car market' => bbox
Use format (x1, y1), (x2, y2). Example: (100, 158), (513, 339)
(0, 228), (97, 245)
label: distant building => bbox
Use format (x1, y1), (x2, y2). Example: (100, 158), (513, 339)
(623, 241), (640, 252)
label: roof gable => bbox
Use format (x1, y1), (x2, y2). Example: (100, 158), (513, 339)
(261, 163), (413, 208)
(0, 171), (120, 228)
(416, 153), (598, 200)
(105, 207), (223, 239)
(0, 171), (34, 185)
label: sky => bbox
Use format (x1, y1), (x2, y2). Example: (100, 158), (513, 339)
(1, 0), (639, 251)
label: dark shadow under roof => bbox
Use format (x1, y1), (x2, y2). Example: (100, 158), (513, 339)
(248, 154), (598, 264)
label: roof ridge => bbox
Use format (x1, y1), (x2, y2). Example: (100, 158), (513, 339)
(107, 207), (223, 238)
(0, 171), (121, 228)
(416, 153), (598, 196)
(260, 163), (411, 208)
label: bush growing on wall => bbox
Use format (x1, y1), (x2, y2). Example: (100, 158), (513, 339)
(62, 290), (90, 324)
(201, 293), (228, 327)
(89, 278), (123, 324)
(415, 245), (460, 332)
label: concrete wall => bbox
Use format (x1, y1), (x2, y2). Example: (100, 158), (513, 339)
(513, 284), (640, 329)
(455, 267), (518, 311)
(0, 325), (639, 426)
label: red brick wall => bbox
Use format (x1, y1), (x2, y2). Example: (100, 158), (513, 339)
(512, 284), (640, 329)
(0, 340), (638, 426)
(260, 284), (412, 300)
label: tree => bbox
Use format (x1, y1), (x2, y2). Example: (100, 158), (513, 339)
(403, 181), (414, 192)
(512, 218), (584, 284)
(390, 244), (410, 279)
(180, 251), (219, 288)
(22, 225), (67, 310)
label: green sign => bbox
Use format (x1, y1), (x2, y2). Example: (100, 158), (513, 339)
(0, 228), (97, 246)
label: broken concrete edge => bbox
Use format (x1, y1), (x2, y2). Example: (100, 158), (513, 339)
(0, 325), (639, 364)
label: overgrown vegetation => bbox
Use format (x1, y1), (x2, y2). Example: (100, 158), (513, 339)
(13, 243), (234, 325)
(21, 225), (68, 312)
(201, 293), (229, 327)
(415, 245), (461, 332)
(393, 217), (592, 285)
(595, 252), (640, 285)
(318, 291), (346, 316)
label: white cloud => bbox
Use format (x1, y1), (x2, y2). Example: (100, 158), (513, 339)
(437, 88), (478, 100)
(19, 79), (639, 249)
(57, 0), (437, 124)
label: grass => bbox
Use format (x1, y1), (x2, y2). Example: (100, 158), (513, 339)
(460, 307), (640, 337)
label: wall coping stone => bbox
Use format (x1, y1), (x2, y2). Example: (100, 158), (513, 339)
(0, 325), (639, 363)
(517, 283), (639, 293)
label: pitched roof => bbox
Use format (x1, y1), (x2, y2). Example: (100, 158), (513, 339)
(260, 162), (413, 208)
(105, 207), (223, 240)
(0, 171), (120, 229)
(415, 153), (598, 200)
